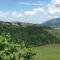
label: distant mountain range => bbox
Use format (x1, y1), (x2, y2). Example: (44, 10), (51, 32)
(0, 17), (60, 28)
(42, 18), (60, 27)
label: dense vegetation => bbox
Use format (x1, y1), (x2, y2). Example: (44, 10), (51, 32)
(0, 22), (60, 47)
(0, 21), (60, 60)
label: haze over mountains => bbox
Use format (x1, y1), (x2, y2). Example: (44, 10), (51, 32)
(42, 18), (60, 27)
(0, 17), (60, 28)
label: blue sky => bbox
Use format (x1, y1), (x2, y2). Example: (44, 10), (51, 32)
(0, 0), (60, 24)
(0, 0), (50, 11)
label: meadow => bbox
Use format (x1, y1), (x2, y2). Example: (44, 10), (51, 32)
(34, 44), (60, 60)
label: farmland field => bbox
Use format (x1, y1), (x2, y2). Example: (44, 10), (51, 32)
(34, 44), (60, 60)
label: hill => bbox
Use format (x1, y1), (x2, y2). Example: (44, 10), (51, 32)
(42, 18), (60, 27)
(0, 21), (60, 47)
(0, 21), (60, 60)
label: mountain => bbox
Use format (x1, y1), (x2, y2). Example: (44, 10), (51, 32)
(42, 18), (60, 27)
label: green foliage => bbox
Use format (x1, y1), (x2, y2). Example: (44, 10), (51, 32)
(0, 31), (36, 60)
(0, 22), (60, 47)
(22, 48), (36, 60)
(0, 22), (60, 60)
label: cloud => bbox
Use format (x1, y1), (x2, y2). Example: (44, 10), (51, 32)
(0, 11), (23, 18)
(47, 6), (60, 14)
(12, 11), (23, 17)
(51, 0), (60, 4)
(24, 8), (44, 16)
(47, 0), (60, 15)
(0, 4), (60, 23)
(23, 0), (60, 18)
(0, 11), (23, 22)
(0, 0), (60, 23)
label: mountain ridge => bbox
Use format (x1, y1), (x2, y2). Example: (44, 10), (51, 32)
(42, 17), (60, 27)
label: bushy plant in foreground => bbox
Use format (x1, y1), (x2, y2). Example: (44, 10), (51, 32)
(0, 33), (36, 60)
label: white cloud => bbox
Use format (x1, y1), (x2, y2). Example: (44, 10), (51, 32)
(47, 6), (60, 14)
(23, 0), (60, 18)
(46, 0), (60, 15)
(0, 11), (10, 18)
(0, 0), (60, 23)
(24, 11), (36, 16)
(12, 11), (23, 18)
(24, 8), (44, 16)
(0, 11), (23, 18)
(51, 0), (60, 4)
(0, 11), (23, 22)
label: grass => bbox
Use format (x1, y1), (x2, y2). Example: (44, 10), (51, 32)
(34, 44), (60, 60)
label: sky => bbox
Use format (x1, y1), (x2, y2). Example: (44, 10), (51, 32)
(0, 0), (60, 24)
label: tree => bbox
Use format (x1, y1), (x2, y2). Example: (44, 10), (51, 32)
(22, 48), (36, 60)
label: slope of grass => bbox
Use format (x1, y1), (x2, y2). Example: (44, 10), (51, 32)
(34, 44), (60, 60)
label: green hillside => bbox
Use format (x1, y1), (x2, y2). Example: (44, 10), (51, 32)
(0, 22), (60, 60)
(0, 22), (60, 46)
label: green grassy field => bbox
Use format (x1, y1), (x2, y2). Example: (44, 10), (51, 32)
(34, 44), (60, 60)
